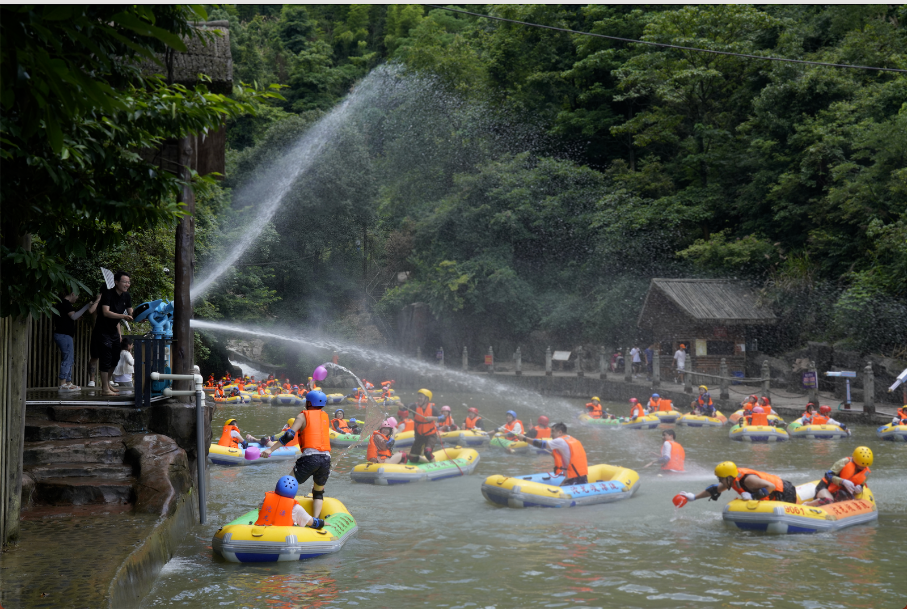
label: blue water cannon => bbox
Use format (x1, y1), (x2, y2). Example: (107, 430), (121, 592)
(132, 299), (175, 339)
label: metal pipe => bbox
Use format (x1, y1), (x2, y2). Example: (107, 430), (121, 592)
(195, 387), (206, 524)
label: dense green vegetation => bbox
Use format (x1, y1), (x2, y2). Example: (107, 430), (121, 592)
(11, 5), (905, 363)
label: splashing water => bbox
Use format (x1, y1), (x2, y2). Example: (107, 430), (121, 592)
(191, 319), (582, 424)
(322, 362), (388, 465)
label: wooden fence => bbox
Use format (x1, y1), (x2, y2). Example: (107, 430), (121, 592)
(1, 315), (30, 547)
(27, 314), (93, 389)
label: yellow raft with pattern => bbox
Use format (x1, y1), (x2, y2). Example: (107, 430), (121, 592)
(213, 496), (358, 562)
(728, 423), (790, 442)
(213, 393), (252, 404)
(676, 411), (728, 427)
(207, 442), (300, 466)
(653, 410), (682, 424)
(350, 447), (480, 485)
(876, 421), (907, 441)
(481, 464), (640, 508)
(621, 414), (661, 430)
(722, 481), (877, 534)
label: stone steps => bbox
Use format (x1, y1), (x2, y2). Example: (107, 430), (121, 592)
(23, 437), (126, 466)
(33, 476), (134, 506)
(25, 462), (134, 481)
(48, 405), (147, 432)
(24, 419), (124, 442)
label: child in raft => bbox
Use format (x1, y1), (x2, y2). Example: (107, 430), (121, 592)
(803, 447), (872, 507)
(367, 418), (409, 464)
(255, 476), (324, 529)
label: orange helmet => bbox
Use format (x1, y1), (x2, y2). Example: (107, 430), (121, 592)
(819, 405), (831, 414)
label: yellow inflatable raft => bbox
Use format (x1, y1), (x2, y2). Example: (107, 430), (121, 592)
(876, 421), (907, 441)
(653, 410), (682, 424)
(676, 411), (727, 427)
(213, 394), (252, 404)
(350, 447), (480, 485)
(621, 414), (661, 430)
(213, 496), (357, 562)
(390, 429), (490, 450)
(272, 393), (305, 406)
(481, 464), (640, 509)
(723, 481), (877, 534)
(729, 409), (785, 425)
(207, 442), (300, 466)
(728, 423), (790, 442)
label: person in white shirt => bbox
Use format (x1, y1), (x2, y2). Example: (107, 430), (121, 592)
(112, 337), (135, 387)
(630, 345), (642, 376)
(673, 344), (687, 384)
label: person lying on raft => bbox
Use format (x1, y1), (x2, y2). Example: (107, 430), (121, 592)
(463, 407), (485, 430)
(497, 410), (524, 439)
(367, 419), (408, 465)
(524, 416), (551, 439)
(803, 447), (872, 507)
(691, 386), (715, 417)
(678, 461), (797, 505)
(437, 405), (459, 431)
(256, 476), (324, 529)
(585, 397), (603, 419)
(514, 423), (587, 486)
(644, 429), (685, 472)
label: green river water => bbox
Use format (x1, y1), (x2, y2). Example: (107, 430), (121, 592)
(141, 392), (906, 609)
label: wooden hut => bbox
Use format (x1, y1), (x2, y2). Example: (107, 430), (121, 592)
(637, 279), (776, 379)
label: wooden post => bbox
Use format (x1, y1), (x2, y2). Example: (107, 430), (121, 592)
(761, 360), (771, 399)
(576, 345), (584, 378)
(863, 362), (875, 414)
(2, 313), (30, 547)
(652, 349), (661, 389)
(545, 346), (552, 376)
(515, 347), (522, 376)
(599, 346), (606, 380)
(684, 360), (693, 394)
(462, 346), (468, 371)
(808, 360), (819, 404)
(172, 135), (196, 401)
(719, 358), (729, 400)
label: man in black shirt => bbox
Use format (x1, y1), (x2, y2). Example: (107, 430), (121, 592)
(53, 291), (101, 391)
(89, 271), (133, 396)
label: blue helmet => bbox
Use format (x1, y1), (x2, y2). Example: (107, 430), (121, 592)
(306, 390), (327, 408)
(652, 393), (660, 399)
(349, 418), (358, 425)
(275, 475), (298, 498)
(506, 410), (517, 419)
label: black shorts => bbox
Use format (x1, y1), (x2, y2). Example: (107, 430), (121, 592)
(409, 433), (437, 458)
(91, 331), (120, 372)
(769, 479), (797, 504)
(293, 454), (331, 487)
(562, 475), (588, 487)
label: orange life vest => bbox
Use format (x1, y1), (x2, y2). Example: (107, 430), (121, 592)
(662, 440), (685, 472)
(218, 424), (241, 448)
(749, 412), (769, 426)
(552, 435), (588, 479)
(826, 458), (869, 494)
(331, 418), (352, 434)
(402, 418), (415, 432)
(658, 398), (673, 412)
(283, 383), (291, 392)
(237, 381), (245, 392)
(214, 387), (225, 398)
(585, 403), (603, 418)
(464, 415), (481, 429)
(629, 403), (645, 418)
(697, 394), (713, 407)
(300, 409), (330, 452)
(503, 419), (524, 437)
(731, 468), (784, 499)
(898, 410), (907, 420)
(254, 491), (296, 526)
(414, 403), (437, 436)
(647, 398), (659, 412)
(366, 430), (393, 462)
(533, 426), (551, 439)
(743, 402), (755, 414)
(810, 415), (829, 425)
(438, 414), (455, 428)
(257, 385), (266, 395)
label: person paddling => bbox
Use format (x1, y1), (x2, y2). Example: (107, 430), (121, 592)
(515, 422), (587, 486)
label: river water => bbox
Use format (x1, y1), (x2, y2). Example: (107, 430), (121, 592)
(141, 391), (906, 608)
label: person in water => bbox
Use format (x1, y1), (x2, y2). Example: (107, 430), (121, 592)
(261, 390), (332, 519)
(585, 397), (603, 419)
(678, 461), (797, 505)
(804, 447), (872, 506)
(463, 407), (484, 430)
(255, 475), (324, 529)
(646, 429), (685, 472)
(515, 423), (588, 486)
(437, 405), (458, 431)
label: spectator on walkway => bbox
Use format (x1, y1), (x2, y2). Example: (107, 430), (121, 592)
(630, 344), (642, 377)
(53, 290), (102, 392)
(89, 271), (133, 396)
(644, 344), (654, 380)
(673, 344), (687, 384)
(112, 337), (135, 388)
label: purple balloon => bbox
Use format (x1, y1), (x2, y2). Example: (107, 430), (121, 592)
(312, 365), (328, 381)
(244, 446), (260, 461)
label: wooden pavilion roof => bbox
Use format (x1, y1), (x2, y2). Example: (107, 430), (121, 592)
(637, 279), (777, 328)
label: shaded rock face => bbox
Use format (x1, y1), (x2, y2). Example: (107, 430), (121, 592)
(124, 435), (191, 516)
(149, 400), (213, 487)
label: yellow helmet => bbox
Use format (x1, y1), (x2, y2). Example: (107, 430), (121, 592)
(852, 446), (873, 468)
(287, 418), (295, 426)
(714, 461), (738, 478)
(699, 385), (708, 391)
(417, 388), (433, 400)
(591, 396), (601, 402)
(225, 418), (237, 426)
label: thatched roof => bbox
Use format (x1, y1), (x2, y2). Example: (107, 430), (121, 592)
(637, 279), (777, 327)
(139, 21), (232, 95)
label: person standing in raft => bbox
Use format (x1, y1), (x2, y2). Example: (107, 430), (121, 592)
(409, 388), (442, 462)
(255, 476), (324, 529)
(367, 418), (408, 465)
(804, 447), (872, 506)
(437, 406), (459, 431)
(645, 429), (685, 472)
(677, 461), (797, 505)
(261, 390), (332, 519)
(217, 418), (247, 449)
(515, 423), (587, 486)
(463, 407), (485, 431)
(585, 397), (603, 419)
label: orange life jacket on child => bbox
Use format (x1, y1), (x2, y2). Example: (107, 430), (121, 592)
(300, 409), (330, 452)
(749, 412), (769, 426)
(366, 430), (392, 462)
(464, 416), (482, 429)
(585, 403), (603, 418)
(331, 418), (352, 434)
(254, 491), (296, 526)
(658, 398), (673, 412)
(218, 423), (241, 448)
(630, 403), (645, 418)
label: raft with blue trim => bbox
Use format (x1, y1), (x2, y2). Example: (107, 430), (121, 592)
(653, 410), (682, 424)
(621, 414), (661, 430)
(325, 393), (346, 405)
(729, 409), (785, 425)
(578, 414), (622, 428)
(876, 421), (907, 441)
(212, 496), (357, 562)
(350, 447), (480, 485)
(391, 429), (491, 450)
(271, 394), (305, 406)
(728, 423), (790, 442)
(787, 419), (850, 439)
(481, 464), (640, 509)
(676, 411), (728, 427)
(329, 427), (361, 450)
(213, 394), (252, 404)
(207, 442), (300, 466)
(722, 481), (877, 534)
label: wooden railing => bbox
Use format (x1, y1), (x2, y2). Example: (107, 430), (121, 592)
(27, 314), (93, 389)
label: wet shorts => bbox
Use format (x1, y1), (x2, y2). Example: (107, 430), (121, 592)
(293, 454), (331, 487)
(769, 479), (798, 504)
